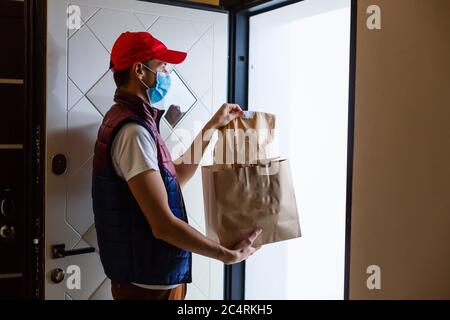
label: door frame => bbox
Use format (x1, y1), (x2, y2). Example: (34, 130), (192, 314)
(28, 0), (357, 300)
(225, 0), (358, 300)
(25, 0), (47, 300)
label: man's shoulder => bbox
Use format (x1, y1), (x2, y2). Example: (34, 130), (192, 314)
(114, 123), (156, 148)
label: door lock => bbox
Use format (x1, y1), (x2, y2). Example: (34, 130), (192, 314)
(50, 268), (65, 283)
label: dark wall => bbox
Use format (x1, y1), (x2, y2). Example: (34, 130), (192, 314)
(350, 0), (450, 299)
(0, 0), (27, 300)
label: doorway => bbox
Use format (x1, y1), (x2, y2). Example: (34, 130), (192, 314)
(226, 0), (356, 299)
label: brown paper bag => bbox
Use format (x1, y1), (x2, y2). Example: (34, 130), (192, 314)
(202, 159), (301, 247)
(213, 111), (276, 167)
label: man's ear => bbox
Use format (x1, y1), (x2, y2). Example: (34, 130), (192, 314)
(131, 62), (145, 80)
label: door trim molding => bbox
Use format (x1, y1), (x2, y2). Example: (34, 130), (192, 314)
(0, 144), (24, 150)
(0, 273), (23, 280)
(0, 79), (24, 84)
(139, 0), (228, 13)
(344, 0), (357, 300)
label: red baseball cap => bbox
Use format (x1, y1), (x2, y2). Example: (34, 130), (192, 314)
(110, 31), (187, 72)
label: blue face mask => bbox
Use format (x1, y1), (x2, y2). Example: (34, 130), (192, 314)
(140, 64), (171, 104)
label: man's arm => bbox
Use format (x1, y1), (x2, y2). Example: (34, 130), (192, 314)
(174, 103), (244, 187)
(127, 169), (261, 264)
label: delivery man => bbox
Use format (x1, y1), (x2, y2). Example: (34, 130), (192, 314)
(92, 31), (262, 300)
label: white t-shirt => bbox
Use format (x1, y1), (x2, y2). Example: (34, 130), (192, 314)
(111, 123), (159, 180)
(111, 123), (179, 290)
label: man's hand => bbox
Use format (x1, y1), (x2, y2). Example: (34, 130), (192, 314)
(128, 170), (261, 264)
(165, 104), (184, 126)
(208, 103), (245, 130)
(222, 228), (263, 265)
(174, 103), (244, 187)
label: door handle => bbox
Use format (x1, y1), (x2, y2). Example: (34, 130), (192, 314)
(52, 244), (95, 259)
(52, 154), (67, 175)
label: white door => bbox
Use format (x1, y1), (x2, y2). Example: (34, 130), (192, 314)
(46, 0), (228, 300)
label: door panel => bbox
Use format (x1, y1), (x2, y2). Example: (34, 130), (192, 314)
(46, 0), (227, 300)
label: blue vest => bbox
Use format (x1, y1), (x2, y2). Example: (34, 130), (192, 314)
(92, 89), (192, 285)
